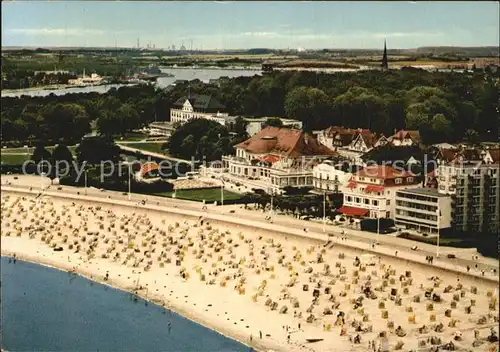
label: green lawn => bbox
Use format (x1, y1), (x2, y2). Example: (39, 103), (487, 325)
(2, 145), (76, 154)
(152, 188), (242, 202)
(1, 145), (78, 165)
(1, 154), (31, 164)
(121, 142), (166, 154)
(117, 132), (149, 141)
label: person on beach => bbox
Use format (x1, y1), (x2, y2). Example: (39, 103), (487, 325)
(259, 331), (262, 339)
(467, 265), (470, 272)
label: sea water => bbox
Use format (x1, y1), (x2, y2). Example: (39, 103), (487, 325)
(0, 257), (249, 352)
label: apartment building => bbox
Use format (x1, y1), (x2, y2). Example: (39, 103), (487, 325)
(338, 165), (421, 219)
(221, 127), (338, 192)
(394, 188), (452, 235)
(170, 94), (229, 125)
(435, 148), (499, 233)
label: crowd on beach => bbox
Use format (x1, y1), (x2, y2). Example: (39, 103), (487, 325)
(1, 192), (499, 352)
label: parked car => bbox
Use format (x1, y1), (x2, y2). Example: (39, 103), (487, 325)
(447, 254), (456, 259)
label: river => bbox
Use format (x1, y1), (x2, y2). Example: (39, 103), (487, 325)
(0, 257), (249, 352)
(1, 68), (262, 98)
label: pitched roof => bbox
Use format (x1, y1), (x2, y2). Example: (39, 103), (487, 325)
(389, 129), (421, 143)
(324, 127), (374, 147)
(485, 148), (500, 164)
(235, 126), (338, 158)
(356, 165), (414, 179)
(173, 94), (226, 112)
(437, 148), (482, 164)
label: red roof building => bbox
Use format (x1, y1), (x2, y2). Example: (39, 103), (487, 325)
(224, 127), (339, 192)
(340, 165), (421, 219)
(387, 129), (421, 146)
(140, 162), (160, 179)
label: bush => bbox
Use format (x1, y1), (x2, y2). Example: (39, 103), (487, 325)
(283, 186), (313, 196)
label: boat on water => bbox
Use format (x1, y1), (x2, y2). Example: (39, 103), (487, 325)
(139, 64), (174, 77)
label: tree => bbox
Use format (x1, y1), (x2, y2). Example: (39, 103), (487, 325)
(264, 117), (283, 128)
(75, 136), (121, 165)
(166, 119), (231, 161)
(430, 114), (452, 140)
(52, 144), (74, 176)
(333, 87), (388, 133)
(284, 86), (330, 132)
(39, 103), (90, 143)
(117, 103), (141, 133)
(233, 116), (249, 138)
(464, 129), (480, 144)
(31, 143), (52, 165)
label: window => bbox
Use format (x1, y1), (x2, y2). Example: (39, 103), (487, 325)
(347, 196), (352, 202)
(395, 178), (402, 184)
(355, 197), (360, 203)
(386, 200), (390, 205)
(364, 199), (370, 205)
(407, 177), (414, 183)
(373, 200), (379, 206)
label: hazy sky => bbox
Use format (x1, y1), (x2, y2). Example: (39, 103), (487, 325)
(2, 1), (499, 49)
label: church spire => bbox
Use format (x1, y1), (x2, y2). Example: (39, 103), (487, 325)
(381, 39), (388, 70)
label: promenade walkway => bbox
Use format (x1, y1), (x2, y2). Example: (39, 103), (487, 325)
(2, 175), (498, 284)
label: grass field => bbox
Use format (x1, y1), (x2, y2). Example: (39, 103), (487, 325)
(153, 188), (242, 202)
(1, 154), (31, 164)
(1, 145), (78, 165)
(121, 142), (166, 154)
(1, 146), (77, 154)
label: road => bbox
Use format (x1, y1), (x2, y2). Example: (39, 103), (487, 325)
(2, 175), (498, 279)
(118, 144), (192, 164)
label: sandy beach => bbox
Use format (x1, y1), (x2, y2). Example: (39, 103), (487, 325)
(2, 190), (499, 352)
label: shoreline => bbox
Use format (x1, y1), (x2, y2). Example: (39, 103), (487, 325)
(0, 250), (267, 352)
(2, 189), (498, 352)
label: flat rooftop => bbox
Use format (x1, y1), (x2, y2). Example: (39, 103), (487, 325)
(397, 187), (449, 198)
(243, 117), (301, 123)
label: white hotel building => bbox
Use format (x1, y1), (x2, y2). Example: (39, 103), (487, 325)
(394, 187), (452, 234)
(312, 160), (353, 194)
(220, 127), (338, 193)
(338, 165), (421, 219)
(170, 94), (230, 126)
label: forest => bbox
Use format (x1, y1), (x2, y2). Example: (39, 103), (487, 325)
(1, 67), (498, 148)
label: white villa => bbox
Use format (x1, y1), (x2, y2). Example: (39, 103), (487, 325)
(312, 160), (352, 194)
(170, 94), (229, 126)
